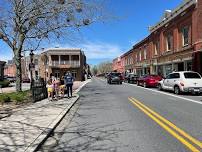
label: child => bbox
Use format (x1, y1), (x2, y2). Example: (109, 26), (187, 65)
(59, 77), (65, 98)
(54, 78), (60, 99)
(47, 79), (54, 101)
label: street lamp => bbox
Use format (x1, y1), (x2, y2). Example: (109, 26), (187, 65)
(29, 50), (35, 89)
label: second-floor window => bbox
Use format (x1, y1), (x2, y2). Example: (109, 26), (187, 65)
(182, 26), (189, 46)
(154, 41), (159, 55)
(166, 33), (173, 51)
(129, 57), (131, 64)
(139, 51), (141, 61)
(144, 49), (147, 60)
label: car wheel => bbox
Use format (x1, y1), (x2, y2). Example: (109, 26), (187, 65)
(174, 86), (180, 95)
(120, 82), (122, 84)
(143, 82), (147, 88)
(158, 84), (163, 91)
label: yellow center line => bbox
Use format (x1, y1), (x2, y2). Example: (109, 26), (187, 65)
(130, 97), (202, 149)
(128, 97), (200, 152)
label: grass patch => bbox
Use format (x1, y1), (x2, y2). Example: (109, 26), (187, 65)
(0, 80), (10, 88)
(0, 90), (31, 104)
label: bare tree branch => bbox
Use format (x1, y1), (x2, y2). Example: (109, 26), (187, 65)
(0, 0), (108, 91)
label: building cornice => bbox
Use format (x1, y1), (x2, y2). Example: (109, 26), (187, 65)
(41, 48), (82, 56)
(149, 0), (197, 33)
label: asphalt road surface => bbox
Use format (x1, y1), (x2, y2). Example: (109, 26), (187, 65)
(41, 77), (202, 152)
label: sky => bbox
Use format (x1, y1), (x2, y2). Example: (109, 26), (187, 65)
(0, 0), (183, 65)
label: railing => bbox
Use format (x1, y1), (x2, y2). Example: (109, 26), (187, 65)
(71, 61), (80, 67)
(60, 60), (70, 65)
(51, 60), (59, 66)
(50, 60), (80, 67)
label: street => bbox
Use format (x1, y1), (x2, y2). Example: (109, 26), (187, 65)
(0, 83), (30, 93)
(41, 77), (202, 152)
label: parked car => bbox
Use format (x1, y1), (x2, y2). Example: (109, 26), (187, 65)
(104, 72), (109, 78)
(107, 72), (123, 84)
(22, 77), (31, 83)
(158, 71), (202, 95)
(125, 73), (139, 84)
(137, 74), (163, 87)
(6, 76), (16, 83)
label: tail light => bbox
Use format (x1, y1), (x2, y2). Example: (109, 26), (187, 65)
(148, 79), (155, 82)
(120, 75), (124, 80)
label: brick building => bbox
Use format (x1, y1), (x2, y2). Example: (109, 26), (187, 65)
(39, 48), (87, 81)
(112, 57), (124, 73)
(4, 59), (27, 79)
(4, 60), (16, 77)
(0, 61), (6, 81)
(113, 0), (202, 77)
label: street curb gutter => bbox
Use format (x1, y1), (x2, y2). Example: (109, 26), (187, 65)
(25, 80), (91, 152)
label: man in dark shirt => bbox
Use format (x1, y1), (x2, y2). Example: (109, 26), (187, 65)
(64, 71), (74, 98)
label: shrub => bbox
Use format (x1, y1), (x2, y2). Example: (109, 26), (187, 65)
(0, 90), (30, 104)
(0, 80), (10, 88)
(0, 94), (11, 103)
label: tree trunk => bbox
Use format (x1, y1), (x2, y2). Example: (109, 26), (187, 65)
(14, 49), (22, 92)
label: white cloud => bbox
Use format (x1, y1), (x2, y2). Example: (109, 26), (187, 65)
(46, 41), (123, 60)
(0, 40), (124, 63)
(81, 41), (123, 60)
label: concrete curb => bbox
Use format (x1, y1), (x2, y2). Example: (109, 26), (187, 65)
(25, 80), (91, 152)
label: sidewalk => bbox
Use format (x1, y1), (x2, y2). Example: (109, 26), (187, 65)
(1, 81), (84, 94)
(0, 80), (90, 152)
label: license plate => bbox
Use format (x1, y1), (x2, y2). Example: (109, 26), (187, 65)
(194, 89), (199, 92)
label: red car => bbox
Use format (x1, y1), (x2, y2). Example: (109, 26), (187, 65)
(137, 75), (163, 88)
(22, 77), (31, 83)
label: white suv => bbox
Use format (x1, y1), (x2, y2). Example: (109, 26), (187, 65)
(158, 71), (202, 95)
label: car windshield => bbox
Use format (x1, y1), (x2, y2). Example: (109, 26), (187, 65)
(184, 72), (201, 79)
(149, 75), (159, 78)
(111, 73), (121, 76)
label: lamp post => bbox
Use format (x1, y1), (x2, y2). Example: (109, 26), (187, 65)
(29, 50), (34, 89)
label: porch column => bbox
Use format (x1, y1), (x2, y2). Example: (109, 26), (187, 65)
(59, 55), (61, 65)
(69, 55), (72, 65)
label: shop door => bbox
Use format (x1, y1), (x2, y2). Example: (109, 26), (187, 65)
(178, 62), (184, 71)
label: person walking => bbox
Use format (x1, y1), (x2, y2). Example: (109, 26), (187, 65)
(64, 71), (74, 98)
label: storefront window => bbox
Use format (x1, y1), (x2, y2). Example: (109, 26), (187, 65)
(71, 70), (77, 79)
(187, 61), (192, 71)
(165, 64), (172, 76)
(54, 71), (60, 78)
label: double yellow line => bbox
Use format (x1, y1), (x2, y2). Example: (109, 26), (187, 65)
(128, 97), (202, 152)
